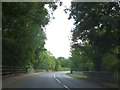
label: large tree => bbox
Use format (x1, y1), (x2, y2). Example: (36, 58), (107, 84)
(2, 2), (49, 68)
(68, 2), (119, 71)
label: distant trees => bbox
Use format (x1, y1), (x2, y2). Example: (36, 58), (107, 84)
(68, 2), (119, 72)
(57, 57), (70, 71)
(33, 51), (56, 71)
(55, 59), (61, 71)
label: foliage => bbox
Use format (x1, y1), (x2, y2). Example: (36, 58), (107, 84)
(70, 44), (94, 71)
(2, 2), (71, 72)
(59, 67), (70, 71)
(55, 59), (61, 71)
(2, 2), (50, 69)
(102, 53), (118, 72)
(57, 57), (70, 68)
(68, 2), (119, 72)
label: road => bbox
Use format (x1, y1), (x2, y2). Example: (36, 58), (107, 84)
(2, 71), (106, 89)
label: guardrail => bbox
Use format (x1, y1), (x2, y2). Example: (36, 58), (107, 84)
(2, 66), (27, 76)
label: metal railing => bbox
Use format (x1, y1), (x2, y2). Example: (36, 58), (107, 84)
(2, 65), (27, 76)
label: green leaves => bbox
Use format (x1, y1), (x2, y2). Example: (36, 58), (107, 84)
(102, 53), (118, 72)
(2, 2), (49, 69)
(33, 51), (56, 70)
(69, 2), (119, 72)
(57, 57), (70, 68)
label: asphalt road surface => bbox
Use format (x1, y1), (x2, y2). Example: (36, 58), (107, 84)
(3, 71), (106, 89)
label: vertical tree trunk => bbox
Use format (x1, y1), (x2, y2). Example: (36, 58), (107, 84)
(93, 56), (101, 71)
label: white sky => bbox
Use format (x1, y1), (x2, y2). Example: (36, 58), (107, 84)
(44, 1), (75, 58)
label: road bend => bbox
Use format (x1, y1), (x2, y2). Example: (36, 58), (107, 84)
(3, 71), (106, 89)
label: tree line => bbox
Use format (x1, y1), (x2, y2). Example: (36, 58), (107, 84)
(3, 2), (119, 79)
(66, 2), (119, 77)
(3, 2), (69, 71)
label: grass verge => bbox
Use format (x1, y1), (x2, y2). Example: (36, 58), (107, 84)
(66, 73), (118, 88)
(66, 73), (88, 80)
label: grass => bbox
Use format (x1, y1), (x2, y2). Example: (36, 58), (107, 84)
(66, 73), (118, 88)
(66, 73), (88, 80)
(59, 67), (70, 71)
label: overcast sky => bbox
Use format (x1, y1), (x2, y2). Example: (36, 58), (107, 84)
(44, 1), (75, 58)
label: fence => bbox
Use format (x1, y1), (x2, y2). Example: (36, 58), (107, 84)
(2, 66), (27, 76)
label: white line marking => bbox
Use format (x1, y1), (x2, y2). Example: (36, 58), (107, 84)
(54, 74), (56, 78)
(64, 85), (71, 90)
(64, 85), (69, 89)
(54, 74), (71, 90)
(56, 78), (61, 83)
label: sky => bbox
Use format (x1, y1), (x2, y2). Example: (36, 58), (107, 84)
(44, 1), (75, 59)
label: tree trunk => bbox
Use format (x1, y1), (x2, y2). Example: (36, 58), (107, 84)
(93, 57), (101, 71)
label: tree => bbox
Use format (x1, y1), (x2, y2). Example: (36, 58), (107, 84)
(33, 51), (56, 71)
(2, 2), (49, 69)
(68, 2), (119, 71)
(55, 59), (61, 71)
(70, 43), (94, 71)
(57, 57), (70, 68)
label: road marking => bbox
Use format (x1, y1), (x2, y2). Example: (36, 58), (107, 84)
(54, 74), (62, 83)
(54, 74), (71, 90)
(56, 78), (61, 83)
(64, 85), (71, 90)
(54, 74), (56, 78)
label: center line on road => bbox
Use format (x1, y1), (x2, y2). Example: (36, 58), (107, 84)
(54, 74), (56, 78)
(54, 74), (71, 90)
(56, 78), (61, 83)
(64, 85), (71, 90)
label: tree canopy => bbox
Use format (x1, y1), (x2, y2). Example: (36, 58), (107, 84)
(2, 2), (50, 69)
(68, 2), (119, 72)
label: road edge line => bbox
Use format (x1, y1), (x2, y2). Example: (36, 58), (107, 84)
(54, 74), (71, 90)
